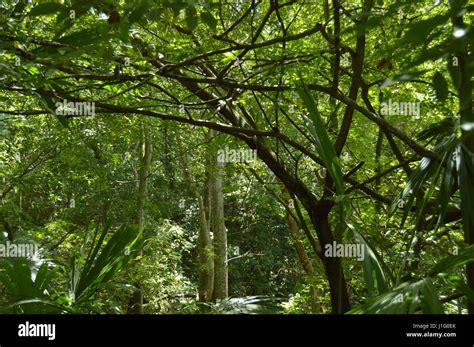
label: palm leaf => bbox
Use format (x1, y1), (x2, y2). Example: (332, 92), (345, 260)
(347, 223), (390, 296)
(349, 278), (443, 314)
(457, 145), (474, 244)
(296, 83), (345, 199)
(429, 244), (474, 276)
(389, 135), (458, 229)
(297, 80), (347, 242)
(71, 225), (145, 304)
(350, 245), (474, 314)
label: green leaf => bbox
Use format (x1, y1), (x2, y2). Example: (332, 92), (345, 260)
(56, 114), (70, 129)
(297, 79), (347, 243)
(186, 8), (198, 31)
(432, 71), (449, 101)
(71, 225), (146, 304)
(416, 118), (455, 142)
(296, 82), (344, 198)
(146, 8), (162, 21)
(450, 278), (474, 304)
(380, 70), (428, 89)
(436, 148), (455, 230)
(129, 5), (148, 23)
(1, 298), (71, 313)
(29, 2), (67, 17)
(403, 42), (448, 70)
(40, 96), (69, 129)
(349, 279), (442, 314)
(57, 28), (103, 46)
(201, 11), (217, 30)
(347, 223), (390, 295)
(447, 54), (462, 90)
(403, 14), (449, 45)
(12, 0), (26, 18)
(419, 279), (444, 314)
(388, 135), (458, 229)
(429, 244), (474, 276)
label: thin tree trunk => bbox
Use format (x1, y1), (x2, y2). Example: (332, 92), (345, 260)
(210, 157), (228, 300)
(374, 129), (383, 213)
(128, 123), (152, 314)
(198, 194), (214, 301)
(179, 134), (215, 303)
(285, 202), (321, 313)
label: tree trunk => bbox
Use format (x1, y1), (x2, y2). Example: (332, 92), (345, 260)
(179, 134), (215, 303)
(210, 157), (228, 300)
(452, 11), (474, 314)
(309, 200), (351, 313)
(197, 194), (214, 301)
(285, 201), (321, 313)
(127, 123), (152, 314)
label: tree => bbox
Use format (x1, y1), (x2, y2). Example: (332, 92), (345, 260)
(127, 122), (152, 314)
(210, 154), (228, 300)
